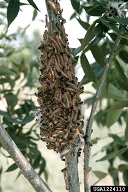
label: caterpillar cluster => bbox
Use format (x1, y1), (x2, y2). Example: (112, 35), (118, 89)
(35, 0), (84, 154)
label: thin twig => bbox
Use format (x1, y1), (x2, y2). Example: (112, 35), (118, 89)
(0, 123), (52, 192)
(83, 35), (121, 192)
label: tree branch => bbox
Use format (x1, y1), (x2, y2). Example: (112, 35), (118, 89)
(0, 123), (52, 192)
(83, 35), (121, 192)
(64, 138), (81, 192)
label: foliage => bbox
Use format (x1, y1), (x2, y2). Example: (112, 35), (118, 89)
(6, 0), (39, 27)
(1, 0), (128, 188)
(70, 0), (128, 186)
(0, 2), (47, 190)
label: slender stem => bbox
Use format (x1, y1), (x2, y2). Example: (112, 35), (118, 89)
(0, 123), (52, 192)
(83, 35), (121, 192)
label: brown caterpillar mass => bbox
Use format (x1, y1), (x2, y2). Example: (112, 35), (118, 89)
(35, 0), (84, 154)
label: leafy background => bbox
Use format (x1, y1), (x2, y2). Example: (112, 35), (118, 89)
(0, 0), (128, 191)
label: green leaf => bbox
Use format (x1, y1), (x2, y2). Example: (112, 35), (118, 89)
(82, 45), (90, 54)
(0, 2), (7, 8)
(113, 17), (128, 25)
(118, 164), (127, 172)
(77, 18), (90, 30)
(123, 167), (128, 185)
(119, 147), (128, 162)
(15, 171), (21, 181)
(100, 18), (122, 36)
(0, 166), (2, 190)
(109, 33), (126, 44)
(91, 62), (103, 77)
(89, 45), (105, 67)
(4, 113), (21, 124)
(80, 19), (98, 52)
(33, 154), (41, 169)
(22, 114), (34, 125)
(32, 9), (37, 21)
(23, 101), (32, 115)
(84, 5), (105, 16)
(20, 2), (29, 6)
(106, 23), (122, 37)
(78, 38), (83, 44)
(93, 171), (107, 179)
(0, 67), (15, 76)
(109, 168), (119, 186)
(80, 75), (90, 85)
(29, 146), (39, 156)
(106, 109), (123, 128)
(0, 165), (3, 181)
(125, 125), (128, 144)
(91, 137), (100, 144)
(80, 53), (95, 82)
(70, 0), (80, 13)
(89, 36), (99, 46)
(107, 100), (128, 111)
(4, 0), (10, 3)
(69, 12), (76, 20)
(103, 24), (109, 33)
(0, 77), (15, 88)
(108, 33), (118, 42)
(38, 158), (46, 175)
(119, 50), (128, 63)
(73, 46), (81, 56)
(96, 147), (127, 162)
(7, 0), (20, 27)
(5, 93), (18, 111)
(3, 116), (12, 127)
(108, 134), (124, 146)
(117, 79), (128, 92)
(43, 169), (48, 181)
(5, 163), (18, 172)
(107, 84), (125, 100)
(27, 0), (40, 11)
(114, 59), (127, 82)
(104, 37), (112, 51)
(94, 22), (102, 36)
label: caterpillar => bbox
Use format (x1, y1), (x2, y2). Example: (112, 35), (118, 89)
(46, 0), (58, 15)
(36, 0), (84, 156)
